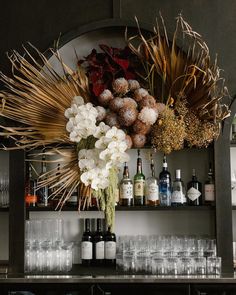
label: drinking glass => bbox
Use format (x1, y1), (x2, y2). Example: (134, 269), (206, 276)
(193, 257), (206, 275)
(207, 257), (221, 275)
(151, 257), (166, 275)
(179, 257), (193, 275)
(166, 257), (179, 275)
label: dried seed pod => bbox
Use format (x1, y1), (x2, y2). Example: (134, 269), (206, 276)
(131, 133), (146, 148)
(128, 79), (140, 91)
(138, 107), (158, 125)
(112, 78), (129, 95)
(139, 95), (157, 109)
(105, 112), (121, 128)
(118, 106), (138, 127)
(98, 89), (113, 107)
(133, 119), (151, 135)
(123, 97), (138, 108)
(133, 88), (149, 102)
(109, 97), (124, 112)
(96, 106), (107, 121)
(125, 134), (133, 149)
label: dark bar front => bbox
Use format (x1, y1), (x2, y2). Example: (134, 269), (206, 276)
(9, 149), (25, 274)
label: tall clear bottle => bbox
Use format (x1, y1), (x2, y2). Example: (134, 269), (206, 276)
(25, 164), (37, 207)
(134, 149), (145, 206)
(119, 162), (133, 206)
(145, 154), (159, 206)
(204, 163), (215, 205)
(171, 169), (186, 206)
(81, 218), (93, 266)
(37, 153), (49, 207)
(159, 155), (171, 206)
(187, 169), (202, 206)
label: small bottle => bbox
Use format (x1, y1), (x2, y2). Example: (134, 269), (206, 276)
(134, 149), (145, 206)
(93, 218), (104, 265)
(187, 169), (202, 206)
(67, 189), (78, 207)
(119, 162), (133, 206)
(81, 218), (93, 266)
(171, 169), (186, 206)
(104, 226), (116, 266)
(37, 153), (49, 207)
(159, 155), (171, 206)
(204, 163), (215, 204)
(145, 154), (159, 206)
(25, 164), (37, 207)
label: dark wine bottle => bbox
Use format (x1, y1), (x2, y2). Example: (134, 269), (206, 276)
(104, 226), (116, 266)
(93, 218), (104, 265)
(81, 218), (93, 266)
(159, 155), (171, 206)
(134, 149), (145, 206)
(187, 169), (202, 206)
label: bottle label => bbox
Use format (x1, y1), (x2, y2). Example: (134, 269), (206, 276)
(95, 241), (104, 259)
(187, 187), (201, 201)
(171, 191), (185, 203)
(105, 241), (116, 259)
(134, 180), (145, 196)
(146, 183), (159, 201)
(81, 241), (92, 260)
(204, 184), (215, 201)
(120, 183), (133, 199)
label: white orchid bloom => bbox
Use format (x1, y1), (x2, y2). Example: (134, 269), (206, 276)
(72, 96), (84, 106)
(95, 136), (109, 149)
(110, 151), (130, 165)
(99, 149), (112, 162)
(107, 141), (128, 153)
(79, 158), (96, 171)
(94, 122), (110, 139)
(80, 171), (93, 187)
(98, 177), (110, 189)
(69, 131), (81, 143)
(105, 126), (126, 141)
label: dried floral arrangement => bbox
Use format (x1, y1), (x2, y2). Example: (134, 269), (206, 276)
(0, 15), (231, 228)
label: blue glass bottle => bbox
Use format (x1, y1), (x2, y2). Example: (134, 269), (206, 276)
(159, 155), (171, 206)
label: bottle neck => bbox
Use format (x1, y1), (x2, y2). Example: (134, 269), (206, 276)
(151, 164), (155, 177)
(123, 165), (129, 178)
(137, 158), (142, 174)
(97, 219), (102, 232)
(85, 219), (90, 232)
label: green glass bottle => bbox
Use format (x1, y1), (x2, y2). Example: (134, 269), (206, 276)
(134, 149), (145, 206)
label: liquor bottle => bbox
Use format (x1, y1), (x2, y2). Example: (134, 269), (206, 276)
(232, 116), (236, 142)
(37, 153), (49, 207)
(134, 149), (145, 206)
(159, 155), (171, 206)
(67, 189), (78, 207)
(119, 162), (133, 206)
(104, 226), (116, 266)
(145, 154), (159, 206)
(204, 163), (215, 204)
(171, 169), (186, 206)
(25, 164), (37, 207)
(81, 218), (93, 266)
(93, 218), (104, 265)
(187, 169), (202, 206)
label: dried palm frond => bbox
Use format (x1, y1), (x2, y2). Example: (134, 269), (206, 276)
(0, 44), (90, 149)
(127, 14), (230, 122)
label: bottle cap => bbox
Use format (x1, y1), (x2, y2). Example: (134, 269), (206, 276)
(176, 169), (181, 179)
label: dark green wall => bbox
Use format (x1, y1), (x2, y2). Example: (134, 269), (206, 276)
(0, 0), (235, 95)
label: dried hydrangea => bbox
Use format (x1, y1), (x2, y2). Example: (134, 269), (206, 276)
(185, 111), (219, 147)
(139, 95), (157, 109)
(151, 107), (186, 154)
(123, 97), (138, 108)
(125, 134), (133, 149)
(138, 107), (158, 125)
(112, 78), (129, 95)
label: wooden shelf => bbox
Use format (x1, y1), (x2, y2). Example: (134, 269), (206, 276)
(27, 205), (215, 212)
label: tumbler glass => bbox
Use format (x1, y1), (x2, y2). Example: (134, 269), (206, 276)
(207, 257), (221, 275)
